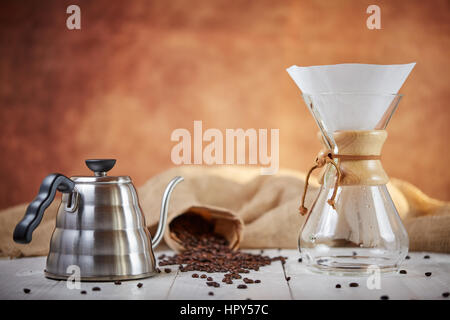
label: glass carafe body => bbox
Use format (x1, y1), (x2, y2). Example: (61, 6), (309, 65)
(299, 93), (409, 274)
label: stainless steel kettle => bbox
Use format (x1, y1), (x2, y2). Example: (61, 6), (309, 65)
(13, 159), (183, 281)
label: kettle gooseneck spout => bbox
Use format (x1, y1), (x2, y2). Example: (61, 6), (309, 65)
(152, 176), (184, 249)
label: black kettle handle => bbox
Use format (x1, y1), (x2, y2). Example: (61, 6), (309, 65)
(13, 174), (75, 244)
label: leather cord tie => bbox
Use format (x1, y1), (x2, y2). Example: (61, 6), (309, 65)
(298, 152), (381, 216)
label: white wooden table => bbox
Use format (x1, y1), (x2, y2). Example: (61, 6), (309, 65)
(1, 250), (449, 300)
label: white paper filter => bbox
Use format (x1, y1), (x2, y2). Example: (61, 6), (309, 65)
(286, 63), (415, 132)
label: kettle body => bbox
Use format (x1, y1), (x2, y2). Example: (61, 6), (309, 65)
(13, 159), (183, 281)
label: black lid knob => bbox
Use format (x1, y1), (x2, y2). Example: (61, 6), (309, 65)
(85, 159), (116, 176)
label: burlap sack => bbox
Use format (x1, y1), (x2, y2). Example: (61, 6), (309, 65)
(138, 168), (244, 251)
(0, 166), (449, 258)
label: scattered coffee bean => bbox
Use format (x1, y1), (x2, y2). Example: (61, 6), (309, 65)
(92, 287), (101, 291)
(243, 278), (254, 284)
(208, 291), (214, 296)
(405, 255), (410, 260)
(207, 277), (213, 281)
(237, 284), (248, 289)
(164, 268), (172, 273)
(192, 273), (199, 278)
(255, 280), (261, 283)
(80, 290), (87, 295)
(23, 288), (31, 294)
(114, 280), (122, 285)
(158, 213), (286, 291)
(206, 281), (220, 288)
(424, 255), (430, 259)
(380, 295), (389, 300)
(399, 270), (407, 274)
(335, 284), (341, 289)
(442, 292), (449, 298)
(425, 272), (432, 277)
(286, 277), (291, 281)
(349, 282), (359, 287)
(137, 283), (143, 288)
(298, 258), (302, 263)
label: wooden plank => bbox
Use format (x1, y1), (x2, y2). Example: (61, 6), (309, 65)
(0, 257), (60, 300)
(284, 251), (450, 300)
(397, 252), (450, 300)
(0, 251), (178, 300)
(0, 250), (448, 300)
(165, 249), (292, 300)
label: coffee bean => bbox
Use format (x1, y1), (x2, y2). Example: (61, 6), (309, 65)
(164, 268), (172, 273)
(158, 213), (286, 290)
(114, 280), (122, 285)
(335, 284), (341, 289)
(208, 291), (214, 296)
(206, 281), (220, 288)
(92, 287), (101, 291)
(424, 255), (430, 259)
(255, 280), (261, 283)
(192, 273), (199, 278)
(349, 282), (359, 287)
(442, 292), (449, 298)
(80, 290), (87, 295)
(137, 283), (143, 288)
(158, 254), (166, 259)
(23, 288), (31, 294)
(243, 278), (254, 284)
(237, 284), (248, 289)
(380, 295), (389, 300)
(425, 272), (432, 277)
(399, 270), (407, 274)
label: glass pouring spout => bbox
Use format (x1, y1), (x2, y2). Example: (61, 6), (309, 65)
(287, 64), (415, 274)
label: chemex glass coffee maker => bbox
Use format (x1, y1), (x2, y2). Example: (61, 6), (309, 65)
(287, 63), (415, 274)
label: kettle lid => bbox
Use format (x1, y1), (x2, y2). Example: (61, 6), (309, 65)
(71, 159), (131, 183)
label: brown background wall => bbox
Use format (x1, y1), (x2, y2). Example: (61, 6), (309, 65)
(0, 0), (449, 210)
